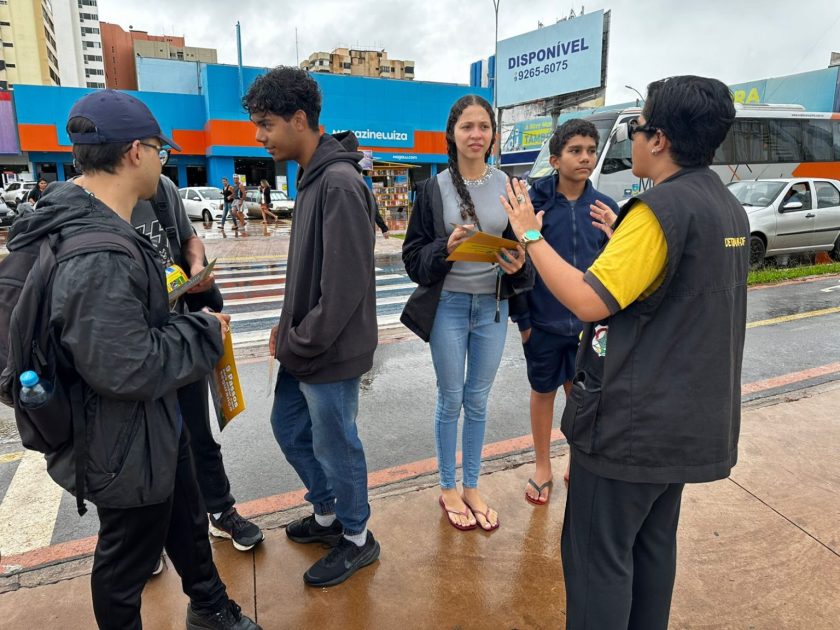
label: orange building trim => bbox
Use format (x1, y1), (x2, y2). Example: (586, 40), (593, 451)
(18, 124), (71, 153)
(171, 129), (208, 155)
(792, 163), (840, 179)
(206, 120), (262, 148)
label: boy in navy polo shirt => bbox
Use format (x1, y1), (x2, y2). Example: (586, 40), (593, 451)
(516, 119), (619, 505)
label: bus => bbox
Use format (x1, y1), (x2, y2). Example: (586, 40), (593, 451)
(526, 104), (840, 203)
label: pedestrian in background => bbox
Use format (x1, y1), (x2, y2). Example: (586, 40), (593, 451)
(258, 179), (279, 224)
(244, 66), (381, 587)
(26, 178), (48, 206)
(219, 176), (237, 230)
(231, 175), (247, 229)
(514, 119), (619, 506)
(501, 75), (747, 630)
(401, 94), (533, 532)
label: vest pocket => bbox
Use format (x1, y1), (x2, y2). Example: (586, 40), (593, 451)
(561, 372), (601, 454)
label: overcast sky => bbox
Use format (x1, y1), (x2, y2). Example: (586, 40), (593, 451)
(97, 0), (840, 104)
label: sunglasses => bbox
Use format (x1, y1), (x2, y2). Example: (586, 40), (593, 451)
(627, 118), (661, 139)
(138, 141), (171, 166)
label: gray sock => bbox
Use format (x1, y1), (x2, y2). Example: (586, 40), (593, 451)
(314, 512), (336, 527)
(344, 529), (367, 547)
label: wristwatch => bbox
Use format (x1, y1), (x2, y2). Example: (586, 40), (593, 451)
(519, 229), (544, 249)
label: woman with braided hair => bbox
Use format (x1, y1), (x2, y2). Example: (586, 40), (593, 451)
(401, 95), (534, 531)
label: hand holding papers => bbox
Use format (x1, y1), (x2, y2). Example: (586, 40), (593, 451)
(446, 224), (521, 264)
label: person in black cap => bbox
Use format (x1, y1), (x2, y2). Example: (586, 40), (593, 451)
(9, 89), (260, 630)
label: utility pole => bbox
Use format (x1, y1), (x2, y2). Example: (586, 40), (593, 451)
(236, 21), (244, 97)
(491, 0), (502, 165)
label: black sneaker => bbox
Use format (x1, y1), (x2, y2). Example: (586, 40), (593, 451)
(186, 599), (261, 630)
(303, 531), (380, 587)
(285, 514), (343, 546)
(208, 508), (264, 552)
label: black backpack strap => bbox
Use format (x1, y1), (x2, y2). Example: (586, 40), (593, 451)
(55, 230), (143, 266)
(70, 382), (87, 516)
(150, 180), (182, 265)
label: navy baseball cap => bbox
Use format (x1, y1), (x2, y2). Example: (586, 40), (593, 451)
(66, 89), (181, 151)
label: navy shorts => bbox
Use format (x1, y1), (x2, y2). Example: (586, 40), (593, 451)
(522, 326), (580, 394)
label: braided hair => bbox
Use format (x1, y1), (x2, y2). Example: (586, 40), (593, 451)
(445, 95), (496, 223)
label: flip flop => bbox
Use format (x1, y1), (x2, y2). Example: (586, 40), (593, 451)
(462, 497), (500, 531)
(525, 478), (553, 506)
(438, 495), (477, 531)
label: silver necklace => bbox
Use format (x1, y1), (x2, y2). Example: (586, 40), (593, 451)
(463, 165), (491, 187)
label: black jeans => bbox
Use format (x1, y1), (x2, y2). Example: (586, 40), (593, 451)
(561, 455), (685, 630)
(177, 377), (235, 514)
(90, 430), (228, 630)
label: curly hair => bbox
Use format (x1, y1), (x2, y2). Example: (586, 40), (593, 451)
(242, 66), (322, 131)
(549, 119), (600, 156)
(445, 95), (496, 223)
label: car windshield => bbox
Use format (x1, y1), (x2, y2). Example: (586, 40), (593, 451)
(726, 181), (786, 206)
(195, 187), (223, 200)
(270, 190), (289, 201)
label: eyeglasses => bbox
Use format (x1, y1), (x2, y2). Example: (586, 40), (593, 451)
(138, 141), (171, 166)
(627, 118), (660, 139)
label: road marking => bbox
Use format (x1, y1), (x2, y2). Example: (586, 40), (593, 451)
(747, 306), (840, 329)
(0, 452), (23, 464)
(820, 284), (840, 293)
(0, 450), (63, 556)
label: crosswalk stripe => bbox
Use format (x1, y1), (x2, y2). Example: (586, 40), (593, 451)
(0, 450), (63, 556)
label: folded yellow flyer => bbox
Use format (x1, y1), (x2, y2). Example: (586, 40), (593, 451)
(212, 330), (245, 429)
(446, 229), (520, 263)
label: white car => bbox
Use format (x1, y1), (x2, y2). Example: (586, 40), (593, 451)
(2, 181), (36, 209)
(727, 178), (840, 266)
(243, 187), (294, 219)
(178, 187), (224, 223)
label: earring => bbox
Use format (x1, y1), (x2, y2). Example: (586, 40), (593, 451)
(651, 149), (658, 155)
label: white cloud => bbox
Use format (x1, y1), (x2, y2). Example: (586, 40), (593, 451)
(97, 0), (840, 103)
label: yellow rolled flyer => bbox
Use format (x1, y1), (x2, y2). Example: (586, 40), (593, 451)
(211, 330), (246, 430)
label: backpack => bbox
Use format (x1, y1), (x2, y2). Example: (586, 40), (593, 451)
(0, 230), (142, 515)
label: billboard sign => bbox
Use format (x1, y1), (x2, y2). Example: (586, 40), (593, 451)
(496, 10), (604, 108)
(328, 123), (414, 148)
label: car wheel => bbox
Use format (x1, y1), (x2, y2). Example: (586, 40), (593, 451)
(829, 235), (840, 263)
(749, 235), (766, 267)
(202, 209), (212, 223)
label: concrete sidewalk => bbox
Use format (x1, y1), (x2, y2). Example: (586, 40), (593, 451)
(1, 382), (839, 629)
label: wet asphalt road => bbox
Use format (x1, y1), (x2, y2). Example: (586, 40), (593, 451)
(1, 272), (839, 548)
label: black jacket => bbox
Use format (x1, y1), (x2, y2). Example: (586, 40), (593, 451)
(8, 183), (223, 508)
(275, 134), (378, 383)
(400, 175), (534, 341)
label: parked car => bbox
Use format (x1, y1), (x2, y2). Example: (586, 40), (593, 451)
(1, 181), (36, 209)
(178, 186), (224, 222)
(727, 178), (840, 266)
(0, 198), (14, 227)
(243, 187), (294, 219)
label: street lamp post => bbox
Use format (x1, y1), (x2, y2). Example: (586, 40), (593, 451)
(492, 0), (501, 163)
(625, 84), (644, 106)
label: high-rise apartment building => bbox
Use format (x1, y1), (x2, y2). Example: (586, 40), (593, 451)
(300, 48), (414, 80)
(0, 0), (62, 89)
(51, 0), (105, 88)
(100, 22), (217, 90)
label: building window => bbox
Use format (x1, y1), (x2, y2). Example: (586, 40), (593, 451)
(0, 21), (10, 26)
(84, 54), (102, 62)
(3, 42), (13, 48)
(49, 69), (60, 85)
(81, 27), (99, 35)
(6, 63), (14, 68)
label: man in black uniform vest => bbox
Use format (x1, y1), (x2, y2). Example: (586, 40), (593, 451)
(502, 76), (749, 629)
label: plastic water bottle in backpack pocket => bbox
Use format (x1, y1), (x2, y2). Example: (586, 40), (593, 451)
(8, 367), (73, 453)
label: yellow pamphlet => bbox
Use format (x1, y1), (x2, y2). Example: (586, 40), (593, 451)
(446, 228), (520, 263)
(212, 330), (245, 429)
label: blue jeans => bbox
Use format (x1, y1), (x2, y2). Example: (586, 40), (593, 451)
(429, 291), (509, 489)
(220, 202), (232, 227)
(270, 369), (370, 535)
